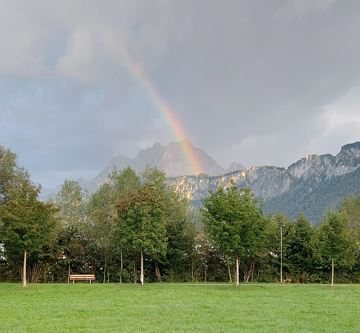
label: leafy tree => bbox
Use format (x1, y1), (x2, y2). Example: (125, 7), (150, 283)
(160, 201), (196, 282)
(202, 186), (266, 286)
(0, 145), (28, 201)
(87, 183), (114, 282)
(340, 196), (360, 241)
(317, 212), (356, 286)
(287, 214), (314, 281)
(116, 168), (170, 285)
(55, 180), (87, 228)
(0, 179), (57, 286)
(265, 214), (293, 282)
(88, 168), (140, 283)
(108, 167), (140, 282)
(54, 180), (88, 278)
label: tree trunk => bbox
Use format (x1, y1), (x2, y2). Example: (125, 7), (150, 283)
(204, 266), (207, 283)
(140, 250), (144, 286)
(103, 256), (107, 283)
(236, 257), (239, 287)
(250, 261), (255, 282)
(331, 259), (334, 287)
(30, 265), (42, 283)
(226, 258), (232, 283)
(133, 261), (137, 284)
(23, 250), (27, 288)
(155, 262), (161, 282)
(120, 249), (123, 284)
(191, 259), (194, 282)
(68, 264), (71, 284)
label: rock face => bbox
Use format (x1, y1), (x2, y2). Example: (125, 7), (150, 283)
(169, 142), (360, 223)
(82, 140), (227, 192)
(169, 166), (292, 203)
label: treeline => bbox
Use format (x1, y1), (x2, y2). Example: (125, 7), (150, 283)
(0, 145), (360, 285)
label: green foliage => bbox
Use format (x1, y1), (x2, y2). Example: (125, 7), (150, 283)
(340, 195), (360, 240)
(116, 172), (168, 258)
(202, 186), (266, 261)
(54, 180), (87, 228)
(286, 215), (315, 280)
(317, 212), (357, 270)
(0, 178), (58, 280)
(0, 145), (28, 201)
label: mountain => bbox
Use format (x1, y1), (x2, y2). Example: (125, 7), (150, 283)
(81, 140), (227, 192)
(225, 162), (246, 173)
(169, 142), (360, 224)
(57, 140), (360, 224)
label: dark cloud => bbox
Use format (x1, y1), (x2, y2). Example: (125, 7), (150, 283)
(0, 0), (359, 187)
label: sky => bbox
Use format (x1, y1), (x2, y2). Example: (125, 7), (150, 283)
(1, 0), (360, 188)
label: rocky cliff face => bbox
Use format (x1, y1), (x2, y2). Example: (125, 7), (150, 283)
(82, 140), (228, 192)
(169, 142), (360, 222)
(169, 166), (292, 202)
(287, 142), (360, 182)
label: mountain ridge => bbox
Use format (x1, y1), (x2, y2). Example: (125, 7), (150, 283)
(50, 140), (360, 224)
(169, 141), (360, 224)
(81, 140), (232, 192)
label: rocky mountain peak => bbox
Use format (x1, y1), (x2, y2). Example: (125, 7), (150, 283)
(338, 142), (360, 159)
(81, 140), (243, 192)
(226, 162), (246, 173)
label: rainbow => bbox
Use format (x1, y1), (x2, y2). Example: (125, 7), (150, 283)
(122, 50), (203, 175)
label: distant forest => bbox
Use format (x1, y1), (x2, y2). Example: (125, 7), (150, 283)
(265, 167), (360, 223)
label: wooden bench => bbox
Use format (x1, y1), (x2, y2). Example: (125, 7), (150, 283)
(69, 274), (95, 284)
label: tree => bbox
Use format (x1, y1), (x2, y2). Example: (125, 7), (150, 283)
(340, 196), (360, 241)
(287, 214), (314, 281)
(317, 212), (356, 286)
(202, 186), (266, 286)
(0, 145), (28, 201)
(116, 168), (169, 285)
(87, 168), (140, 283)
(109, 167), (140, 282)
(265, 214), (293, 282)
(88, 183), (114, 282)
(160, 200), (195, 282)
(54, 180), (88, 279)
(54, 180), (87, 228)
(1, 179), (57, 287)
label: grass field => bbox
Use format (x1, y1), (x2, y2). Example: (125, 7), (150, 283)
(1, 283), (359, 332)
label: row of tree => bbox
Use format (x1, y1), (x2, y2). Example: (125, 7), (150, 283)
(203, 186), (358, 286)
(1, 145), (360, 285)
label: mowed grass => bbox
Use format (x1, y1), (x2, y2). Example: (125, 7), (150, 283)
(0, 283), (359, 332)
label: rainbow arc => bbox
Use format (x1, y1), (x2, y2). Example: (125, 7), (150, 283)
(122, 50), (203, 175)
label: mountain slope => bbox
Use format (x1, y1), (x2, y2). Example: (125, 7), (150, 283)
(170, 142), (360, 224)
(265, 167), (360, 223)
(226, 162), (246, 173)
(82, 141), (228, 192)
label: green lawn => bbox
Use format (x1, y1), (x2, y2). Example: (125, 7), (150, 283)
(0, 283), (359, 332)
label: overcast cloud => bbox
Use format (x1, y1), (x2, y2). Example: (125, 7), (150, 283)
(0, 0), (360, 187)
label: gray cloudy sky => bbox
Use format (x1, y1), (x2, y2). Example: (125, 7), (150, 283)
(1, 0), (360, 188)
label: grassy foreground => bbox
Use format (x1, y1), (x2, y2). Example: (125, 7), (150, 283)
(0, 283), (359, 332)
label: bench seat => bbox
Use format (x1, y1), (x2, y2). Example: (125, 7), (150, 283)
(69, 274), (95, 283)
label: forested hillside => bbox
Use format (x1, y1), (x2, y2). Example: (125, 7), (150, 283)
(265, 167), (360, 223)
